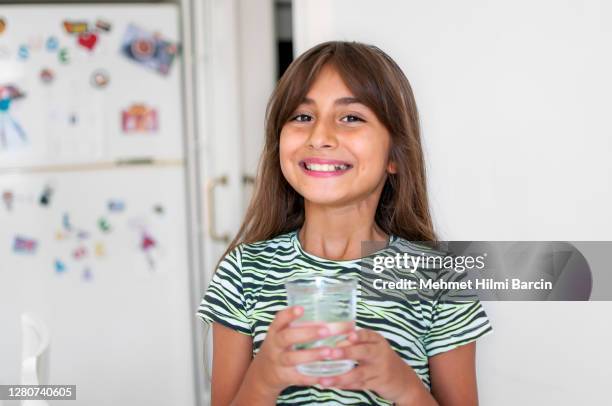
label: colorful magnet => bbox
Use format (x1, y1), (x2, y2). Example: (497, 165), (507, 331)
(46, 36), (59, 51)
(95, 19), (111, 32)
(39, 184), (54, 206)
(17, 45), (28, 60)
(13, 236), (38, 254)
(68, 113), (78, 125)
(82, 267), (93, 281)
(91, 69), (110, 88)
(121, 24), (177, 75)
(2, 190), (13, 210)
(73, 246), (87, 260)
(0, 86), (28, 149)
(28, 35), (43, 51)
(77, 32), (98, 51)
(54, 259), (66, 273)
(153, 204), (164, 215)
(121, 104), (158, 133)
(98, 217), (111, 233)
(63, 20), (88, 34)
(58, 47), (69, 64)
(107, 199), (125, 212)
(77, 230), (90, 240)
(40, 68), (55, 84)
(62, 213), (72, 231)
(0, 17), (6, 35)
(55, 230), (68, 240)
(141, 231), (158, 270)
(94, 242), (105, 257)
(141, 231), (156, 251)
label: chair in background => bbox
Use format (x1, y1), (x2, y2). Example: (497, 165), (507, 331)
(20, 313), (50, 406)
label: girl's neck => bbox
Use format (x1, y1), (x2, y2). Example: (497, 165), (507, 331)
(298, 202), (389, 261)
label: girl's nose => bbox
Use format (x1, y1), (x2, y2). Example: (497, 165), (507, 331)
(307, 119), (338, 149)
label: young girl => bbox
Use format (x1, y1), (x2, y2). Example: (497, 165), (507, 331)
(197, 41), (492, 405)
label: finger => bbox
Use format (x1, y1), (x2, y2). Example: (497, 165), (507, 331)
(269, 306), (304, 333)
(335, 338), (352, 348)
(293, 374), (323, 387)
(329, 380), (367, 390)
(319, 365), (374, 388)
(279, 346), (338, 367)
(276, 323), (331, 348)
(324, 321), (356, 336)
(347, 328), (382, 344)
(339, 343), (381, 363)
(319, 366), (372, 388)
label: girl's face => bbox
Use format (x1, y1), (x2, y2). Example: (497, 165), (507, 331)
(280, 64), (397, 207)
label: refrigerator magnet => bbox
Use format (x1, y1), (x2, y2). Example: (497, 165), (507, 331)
(94, 242), (105, 257)
(107, 199), (125, 212)
(82, 267), (93, 281)
(0, 17), (6, 35)
(121, 103), (158, 133)
(153, 204), (164, 215)
(17, 44), (28, 60)
(141, 231), (156, 251)
(77, 31), (98, 51)
(98, 217), (111, 233)
(39, 184), (54, 206)
(13, 236), (38, 254)
(95, 19), (111, 32)
(2, 190), (14, 210)
(40, 68), (55, 84)
(58, 47), (70, 64)
(62, 213), (72, 231)
(46, 36), (59, 51)
(91, 69), (110, 88)
(0, 85), (28, 149)
(63, 20), (88, 35)
(120, 24), (177, 75)
(28, 35), (43, 51)
(73, 246), (87, 260)
(54, 259), (66, 273)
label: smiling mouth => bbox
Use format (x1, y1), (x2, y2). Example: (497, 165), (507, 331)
(299, 161), (353, 172)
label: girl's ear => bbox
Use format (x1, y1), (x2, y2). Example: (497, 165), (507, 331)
(387, 160), (398, 174)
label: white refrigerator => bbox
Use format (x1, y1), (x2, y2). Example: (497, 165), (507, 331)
(0, 4), (200, 405)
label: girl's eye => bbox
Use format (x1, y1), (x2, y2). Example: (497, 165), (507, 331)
(342, 115), (364, 123)
(291, 114), (312, 122)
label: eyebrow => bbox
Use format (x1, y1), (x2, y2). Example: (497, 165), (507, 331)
(301, 96), (363, 106)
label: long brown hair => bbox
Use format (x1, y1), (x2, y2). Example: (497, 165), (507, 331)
(218, 40), (437, 264)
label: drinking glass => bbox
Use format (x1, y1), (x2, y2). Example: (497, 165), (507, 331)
(285, 275), (357, 376)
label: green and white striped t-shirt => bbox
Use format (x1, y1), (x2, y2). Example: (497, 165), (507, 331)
(196, 229), (493, 405)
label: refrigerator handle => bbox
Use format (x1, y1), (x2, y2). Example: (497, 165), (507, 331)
(242, 174), (255, 185)
(206, 175), (230, 243)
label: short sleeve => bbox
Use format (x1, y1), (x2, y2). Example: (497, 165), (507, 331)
(422, 298), (493, 357)
(195, 245), (251, 336)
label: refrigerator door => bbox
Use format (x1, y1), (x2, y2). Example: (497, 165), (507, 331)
(0, 5), (197, 406)
(0, 4), (184, 168)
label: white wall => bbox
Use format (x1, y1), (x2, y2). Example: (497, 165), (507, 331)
(293, 0), (612, 404)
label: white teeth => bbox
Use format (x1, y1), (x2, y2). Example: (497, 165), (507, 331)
(305, 163), (350, 172)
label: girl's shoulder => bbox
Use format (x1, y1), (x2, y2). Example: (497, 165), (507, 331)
(239, 230), (296, 250)
(232, 230), (298, 262)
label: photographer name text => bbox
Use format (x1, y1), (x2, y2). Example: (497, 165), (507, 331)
(373, 277), (553, 291)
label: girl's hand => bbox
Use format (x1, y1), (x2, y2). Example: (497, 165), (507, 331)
(319, 328), (432, 405)
(249, 305), (353, 396)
